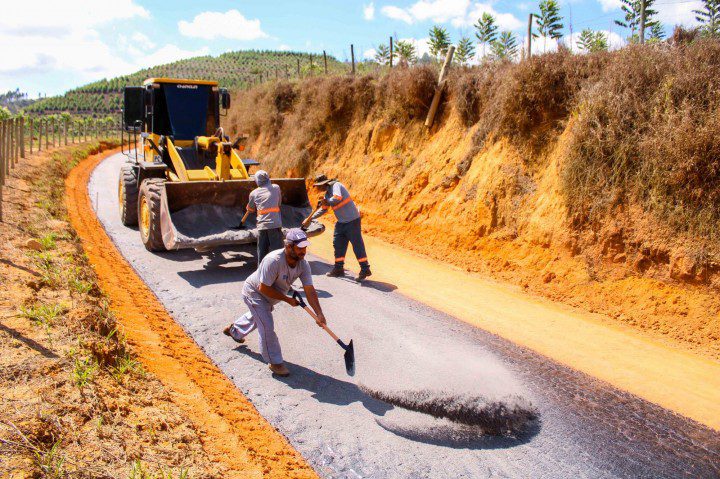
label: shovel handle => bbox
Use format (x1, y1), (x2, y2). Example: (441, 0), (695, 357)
(291, 290), (341, 343)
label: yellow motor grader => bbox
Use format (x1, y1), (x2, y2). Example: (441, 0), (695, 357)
(119, 78), (322, 252)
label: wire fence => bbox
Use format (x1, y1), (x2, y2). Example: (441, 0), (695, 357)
(0, 116), (122, 222)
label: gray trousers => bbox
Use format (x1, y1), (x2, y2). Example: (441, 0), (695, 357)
(257, 228), (284, 264)
(230, 294), (283, 364)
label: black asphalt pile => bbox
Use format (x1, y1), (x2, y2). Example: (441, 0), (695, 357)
(359, 385), (538, 436)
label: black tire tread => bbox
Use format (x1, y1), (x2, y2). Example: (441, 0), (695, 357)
(138, 178), (166, 252)
(119, 164), (139, 226)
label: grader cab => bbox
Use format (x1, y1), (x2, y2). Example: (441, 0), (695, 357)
(119, 78), (322, 252)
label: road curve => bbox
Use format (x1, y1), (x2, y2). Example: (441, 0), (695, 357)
(90, 153), (720, 479)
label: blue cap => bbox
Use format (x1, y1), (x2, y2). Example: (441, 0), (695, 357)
(285, 228), (310, 248)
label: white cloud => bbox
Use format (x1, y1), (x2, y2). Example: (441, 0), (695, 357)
(364, 2), (376, 20)
(400, 37), (432, 58)
(597, 0), (623, 12)
(454, 3), (522, 30)
(409, 0), (470, 22)
(655, 1), (703, 26)
(178, 10), (267, 41)
(381, 5), (415, 23)
(363, 48), (377, 59)
(0, 0), (149, 34)
(278, 44), (291, 51)
(381, 0), (520, 30)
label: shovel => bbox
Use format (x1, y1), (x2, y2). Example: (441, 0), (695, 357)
(291, 290), (355, 376)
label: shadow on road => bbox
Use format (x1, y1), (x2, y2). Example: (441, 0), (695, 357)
(236, 346), (393, 416)
(308, 260), (398, 293)
(375, 416), (541, 451)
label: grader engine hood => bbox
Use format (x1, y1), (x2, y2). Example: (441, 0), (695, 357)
(158, 179), (324, 250)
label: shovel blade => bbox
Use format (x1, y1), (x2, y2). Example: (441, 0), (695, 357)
(344, 339), (355, 376)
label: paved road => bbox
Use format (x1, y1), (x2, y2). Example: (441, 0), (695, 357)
(90, 153), (720, 479)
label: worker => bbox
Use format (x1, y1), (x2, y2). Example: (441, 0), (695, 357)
(240, 170), (283, 263)
(223, 228), (326, 377)
(302, 174), (371, 281)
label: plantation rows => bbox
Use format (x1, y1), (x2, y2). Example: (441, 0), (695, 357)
(25, 50), (346, 116)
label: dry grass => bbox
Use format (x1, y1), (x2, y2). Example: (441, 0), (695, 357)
(228, 40), (720, 243)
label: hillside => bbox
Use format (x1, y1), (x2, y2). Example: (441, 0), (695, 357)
(24, 50), (346, 116)
(225, 41), (720, 360)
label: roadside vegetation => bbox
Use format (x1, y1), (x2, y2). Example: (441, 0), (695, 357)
(0, 143), (225, 477)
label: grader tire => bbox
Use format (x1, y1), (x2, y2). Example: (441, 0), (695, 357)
(118, 164), (139, 226)
(138, 179), (167, 252)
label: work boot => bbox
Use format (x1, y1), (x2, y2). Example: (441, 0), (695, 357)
(223, 325), (245, 344)
(356, 267), (372, 282)
(269, 363), (290, 377)
(326, 264), (345, 277)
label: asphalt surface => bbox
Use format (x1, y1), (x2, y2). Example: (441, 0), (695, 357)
(90, 153), (720, 479)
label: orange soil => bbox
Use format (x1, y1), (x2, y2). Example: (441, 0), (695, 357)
(65, 149), (317, 479)
(243, 114), (720, 361)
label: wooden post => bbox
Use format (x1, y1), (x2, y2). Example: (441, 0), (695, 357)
(64, 118), (68, 145)
(0, 122), (4, 221)
(424, 46), (455, 128)
(527, 14), (533, 58)
(310, 55), (313, 76)
(45, 119), (50, 150)
(351, 44), (356, 75)
(297, 58), (301, 78)
(38, 119), (42, 152)
(390, 37), (394, 68)
(13, 118), (19, 167)
(29, 118), (33, 154)
(20, 117), (25, 159)
(323, 50), (328, 74)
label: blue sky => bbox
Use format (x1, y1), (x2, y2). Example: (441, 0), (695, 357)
(0, 0), (703, 97)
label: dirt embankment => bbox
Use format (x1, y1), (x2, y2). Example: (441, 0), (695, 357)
(0, 143), (316, 477)
(226, 43), (720, 360)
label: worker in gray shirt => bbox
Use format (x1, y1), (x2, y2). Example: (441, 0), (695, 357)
(223, 228), (326, 377)
(240, 170), (284, 263)
(302, 174), (371, 281)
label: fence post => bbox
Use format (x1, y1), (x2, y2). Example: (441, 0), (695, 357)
(64, 118), (68, 145)
(29, 118), (33, 154)
(20, 117), (25, 159)
(351, 44), (356, 75)
(297, 58), (301, 78)
(424, 45), (455, 128)
(390, 36), (394, 68)
(323, 50), (328, 75)
(0, 122), (4, 221)
(309, 55), (313, 76)
(13, 118), (19, 167)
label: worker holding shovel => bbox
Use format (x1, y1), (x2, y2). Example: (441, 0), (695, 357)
(240, 170), (284, 263)
(223, 228), (326, 377)
(302, 174), (372, 281)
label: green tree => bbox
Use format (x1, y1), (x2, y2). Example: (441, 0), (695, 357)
(694, 0), (720, 38)
(647, 22), (665, 42)
(0, 106), (11, 121)
(535, 0), (564, 52)
(395, 40), (417, 65)
(577, 29), (609, 52)
(428, 26), (452, 59)
(614, 0), (658, 41)
(490, 31), (519, 60)
(474, 12), (498, 58)
(374, 44), (390, 65)
(455, 37), (476, 65)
